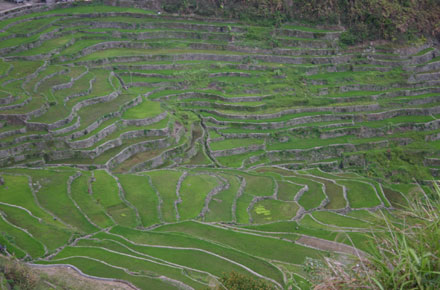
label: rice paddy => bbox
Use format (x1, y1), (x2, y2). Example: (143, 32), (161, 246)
(0, 2), (438, 289)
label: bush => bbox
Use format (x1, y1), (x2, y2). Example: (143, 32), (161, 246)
(161, 1), (182, 13)
(339, 31), (357, 46)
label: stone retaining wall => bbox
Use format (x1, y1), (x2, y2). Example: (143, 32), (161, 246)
(74, 52), (353, 67)
(201, 104), (380, 121)
(211, 144), (265, 157)
(267, 141), (389, 163)
(107, 138), (170, 169)
(158, 91), (267, 103)
(26, 89), (120, 132)
(276, 28), (341, 41)
(179, 101), (265, 112)
(122, 111), (168, 126)
(425, 158), (440, 166)
(63, 76), (95, 104)
(203, 106), (440, 130)
(52, 67), (89, 92)
(69, 126), (168, 150)
(0, 96), (31, 111)
(320, 119), (440, 139)
(0, 127), (26, 140)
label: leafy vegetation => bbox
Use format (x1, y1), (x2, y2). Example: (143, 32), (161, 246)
(161, 0), (440, 43)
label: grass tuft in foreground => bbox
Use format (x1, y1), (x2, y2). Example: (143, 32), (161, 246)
(313, 182), (440, 289)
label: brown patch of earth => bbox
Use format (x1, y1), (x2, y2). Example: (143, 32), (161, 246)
(31, 265), (136, 290)
(296, 235), (365, 257)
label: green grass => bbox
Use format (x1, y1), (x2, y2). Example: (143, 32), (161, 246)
(0, 173), (64, 226)
(300, 174), (346, 209)
(145, 170), (182, 223)
(75, 48), (249, 62)
(117, 174), (160, 227)
(108, 226), (284, 283)
(14, 35), (73, 56)
(204, 174), (240, 222)
(22, 169), (97, 234)
(311, 211), (373, 228)
(242, 173), (274, 197)
(286, 175), (326, 210)
(217, 150), (265, 168)
(54, 72), (94, 100)
(178, 174), (219, 220)
(51, 246), (205, 288)
(236, 193), (254, 224)
(277, 180), (304, 201)
(78, 235), (257, 281)
(241, 221), (298, 233)
(92, 170), (139, 227)
(70, 172), (114, 228)
(337, 180), (382, 208)
(0, 213), (45, 259)
(0, 204), (71, 252)
(251, 199), (299, 223)
(122, 99), (163, 119)
(382, 186), (408, 208)
(154, 221), (325, 264)
(209, 138), (265, 151)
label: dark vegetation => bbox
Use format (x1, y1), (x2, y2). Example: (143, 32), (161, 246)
(362, 148), (432, 183)
(215, 271), (277, 290)
(160, 0), (440, 44)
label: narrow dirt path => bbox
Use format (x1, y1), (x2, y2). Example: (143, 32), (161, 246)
(296, 235), (366, 257)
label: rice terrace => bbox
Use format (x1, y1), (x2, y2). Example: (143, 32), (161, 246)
(0, 0), (439, 289)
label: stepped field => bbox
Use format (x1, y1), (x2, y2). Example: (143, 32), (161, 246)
(0, 2), (439, 289)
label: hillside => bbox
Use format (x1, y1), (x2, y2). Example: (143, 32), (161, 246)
(0, 1), (439, 289)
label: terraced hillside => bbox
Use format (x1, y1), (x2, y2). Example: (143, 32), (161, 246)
(0, 2), (439, 289)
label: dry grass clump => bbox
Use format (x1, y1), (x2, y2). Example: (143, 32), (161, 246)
(1, 256), (40, 289)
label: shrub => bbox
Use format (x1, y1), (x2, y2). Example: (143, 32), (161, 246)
(339, 31), (357, 46)
(162, 1), (182, 13)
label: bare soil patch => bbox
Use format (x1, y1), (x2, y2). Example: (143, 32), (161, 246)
(31, 264), (136, 290)
(296, 235), (365, 257)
